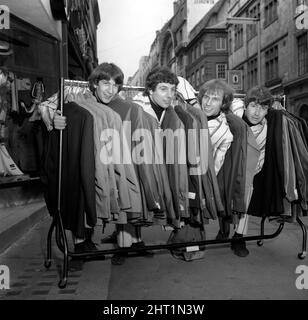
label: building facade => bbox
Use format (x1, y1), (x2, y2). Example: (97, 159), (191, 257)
(227, 0), (308, 117)
(186, 0), (229, 90)
(129, 0), (220, 83)
(0, 0), (101, 207)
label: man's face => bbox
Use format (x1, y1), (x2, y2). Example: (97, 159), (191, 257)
(150, 82), (176, 109)
(96, 78), (119, 104)
(202, 89), (224, 117)
(245, 101), (268, 125)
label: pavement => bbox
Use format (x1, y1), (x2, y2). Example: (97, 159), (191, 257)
(0, 204), (308, 300)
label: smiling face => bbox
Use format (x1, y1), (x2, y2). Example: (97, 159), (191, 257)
(150, 82), (176, 109)
(245, 101), (268, 125)
(201, 89), (224, 117)
(96, 78), (119, 104)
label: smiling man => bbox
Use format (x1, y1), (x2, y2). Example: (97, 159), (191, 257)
(242, 86), (272, 174)
(198, 79), (234, 175)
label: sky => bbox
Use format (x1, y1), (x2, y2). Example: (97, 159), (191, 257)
(97, 0), (175, 82)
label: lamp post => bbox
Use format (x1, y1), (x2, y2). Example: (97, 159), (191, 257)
(227, 17), (261, 87)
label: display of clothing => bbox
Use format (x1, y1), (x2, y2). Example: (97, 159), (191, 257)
(43, 101), (97, 239)
(41, 84), (307, 241)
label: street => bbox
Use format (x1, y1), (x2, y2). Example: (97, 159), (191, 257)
(0, 209), (308, 300)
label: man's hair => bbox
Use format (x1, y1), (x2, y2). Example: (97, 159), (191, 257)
(88, 62), (124, 93)
(144, 67), (179, 95)
(244, 86), (273, 107)
(198, 79), (235, 113)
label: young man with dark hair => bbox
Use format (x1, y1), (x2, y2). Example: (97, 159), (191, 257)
(133, 67), (188, 225)
(218, 85), (273, 257)
(53, 62), (157, 265)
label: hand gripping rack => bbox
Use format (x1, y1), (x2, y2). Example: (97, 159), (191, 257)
(44, 78), (307, 289)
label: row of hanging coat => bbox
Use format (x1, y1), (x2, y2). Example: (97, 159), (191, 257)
(40, 82), (223, 238)
(212, 102), (308, 228)
(40, 81), (308, 239)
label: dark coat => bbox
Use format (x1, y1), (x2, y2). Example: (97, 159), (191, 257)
(175, 104), (201, 210)
(248, 110), (285, 217)
(217, 113), (247, 220)
(109, 96), (162, 213)
(43, 102), (97, 238)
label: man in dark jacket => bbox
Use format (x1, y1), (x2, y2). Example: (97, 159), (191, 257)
(53, 62), (154, 264)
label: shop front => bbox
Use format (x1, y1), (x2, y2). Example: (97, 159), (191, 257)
(0, 2), (61, 208)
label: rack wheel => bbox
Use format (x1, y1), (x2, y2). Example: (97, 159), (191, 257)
(58, 279), (67, 289)
(44, 260), (52, 269)
(257, 240), (263, 247)
(298, 252), (306, 260)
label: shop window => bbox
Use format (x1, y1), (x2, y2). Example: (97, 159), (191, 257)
(0, 18), (59, 186)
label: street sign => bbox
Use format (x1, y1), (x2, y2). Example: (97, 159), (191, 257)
(228, 70), (243, 91)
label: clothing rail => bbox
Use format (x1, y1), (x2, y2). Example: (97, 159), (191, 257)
(44, 214), (306, 289)
(44, 78), (307, 289)
(64, 79), (89, 87)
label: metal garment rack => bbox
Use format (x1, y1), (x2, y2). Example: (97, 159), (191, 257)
(44, 78), (307, 289)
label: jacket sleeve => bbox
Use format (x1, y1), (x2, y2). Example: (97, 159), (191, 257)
(80, 112), (97, 227)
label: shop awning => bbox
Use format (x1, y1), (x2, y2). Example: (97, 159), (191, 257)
(1, 0), (62, 40)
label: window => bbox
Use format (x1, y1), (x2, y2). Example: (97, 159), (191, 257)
(189, 51), (193, 64)
(216, 37), (227, 51)
(248, 57), (258, 88)
(216, 64), (227, 79)
(196, 69), (200, 86)
(265, 45), (279, 81)
(177, 28), (183, 44)
(201, 66), (205, 82)
(178, 54), (183, 69)
(196, 44), (199, 59)
(201, 40), (205, 55)
(247, 2), (260, 40)
(298, 33), (308, 76)
(228, 30), (233, 54)
(234, 24), (243, 51)
(264, 0), (278, 27)
(192, 73), (195, 86)
(166, 44), (173, 64)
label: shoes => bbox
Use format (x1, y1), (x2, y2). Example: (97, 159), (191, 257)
(74, 240), (98, 254)
(131, 241), (154, 257)
(215, 230), (229, 240)
(231, 233), (249, 257)
(101, 231), (118, 244)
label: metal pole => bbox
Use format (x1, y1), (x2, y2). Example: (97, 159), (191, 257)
(257, 19), (261, 87)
